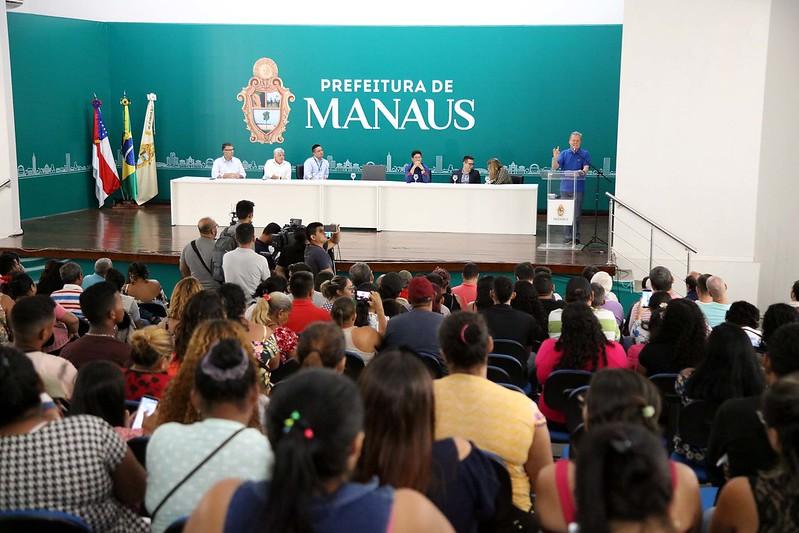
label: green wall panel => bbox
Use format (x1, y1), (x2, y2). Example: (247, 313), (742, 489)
(9, 14), (622, 218)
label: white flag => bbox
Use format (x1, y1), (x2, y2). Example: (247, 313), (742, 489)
(135, 93), (158, 204)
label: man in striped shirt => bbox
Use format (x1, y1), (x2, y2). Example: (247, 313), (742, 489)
(50, 261), (85, 320)
(548, 276), (620, 341)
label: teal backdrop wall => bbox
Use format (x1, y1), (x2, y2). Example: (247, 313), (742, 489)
(9, 14), (621, 219)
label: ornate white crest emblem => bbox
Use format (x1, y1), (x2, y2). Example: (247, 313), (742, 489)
(237, 58), (295, 144)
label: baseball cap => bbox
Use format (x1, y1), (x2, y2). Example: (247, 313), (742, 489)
(408, 276), (435, 305)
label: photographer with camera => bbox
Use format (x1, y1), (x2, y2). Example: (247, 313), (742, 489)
(273, 221), (307, 278)
(255, 223), (282, 271)
(210, 200), (255, 283)
(304, 222), (340, 276)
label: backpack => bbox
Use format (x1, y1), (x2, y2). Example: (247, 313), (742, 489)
(211, 224), (237, 282)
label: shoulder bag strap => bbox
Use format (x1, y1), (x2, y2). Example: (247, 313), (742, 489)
(191, 239), (213, 276)
(151, 426), (246, 519)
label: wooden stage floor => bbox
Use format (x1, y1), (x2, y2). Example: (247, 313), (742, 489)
(0, 205), (614, 274)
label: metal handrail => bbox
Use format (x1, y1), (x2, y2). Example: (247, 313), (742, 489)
(605, 192), (697, 253)
(0, 179), (10, 190)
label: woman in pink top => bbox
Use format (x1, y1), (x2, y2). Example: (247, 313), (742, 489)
(536, 303), (627, 424)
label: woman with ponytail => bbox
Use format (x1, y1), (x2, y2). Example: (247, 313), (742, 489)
(535, 369), (701, 532)
(711, 374), (799, 532)
(575, 423), (677, 533)
(186, 369), (454, 532)
(146, 338), (273, 533)
(434, 311), (553, 514)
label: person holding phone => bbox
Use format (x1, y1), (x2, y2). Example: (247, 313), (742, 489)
(403, 150), (431, 183)
(331, 294), (383, 363)
(303, 222), (338, 275)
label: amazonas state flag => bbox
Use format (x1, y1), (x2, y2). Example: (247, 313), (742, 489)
(91, 98), (120, 207)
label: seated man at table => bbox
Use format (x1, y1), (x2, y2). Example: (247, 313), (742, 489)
(451, 155), (481, 184)
(263, 147), (291, 180)
(403, 150), (431, 183)
(302, 144), (329, 180)
(211, 142), (246, 179)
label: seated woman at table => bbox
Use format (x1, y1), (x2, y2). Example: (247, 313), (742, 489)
(485, 158), (512, 185)
(403, 150), (431, 183)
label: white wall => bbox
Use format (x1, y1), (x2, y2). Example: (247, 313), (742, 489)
(754, 0), (799, 306)
(12, 0), (624, 25)
(0, 2), (21, 238)
(614, 0), (791, 307)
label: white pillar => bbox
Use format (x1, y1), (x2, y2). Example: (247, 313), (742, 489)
(0, 3), (21, 238)
(613, 0), (787, 307)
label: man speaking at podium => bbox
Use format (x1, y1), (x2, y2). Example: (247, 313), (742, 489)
(552, 131), (590, 245)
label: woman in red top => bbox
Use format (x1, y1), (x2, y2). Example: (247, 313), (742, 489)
(536, 303), (627, 424)
(125, 326), (174, 400)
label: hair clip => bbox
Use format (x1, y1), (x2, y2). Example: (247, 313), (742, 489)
(283, 410), (301, 433)
(658, 302), (668, 309)
(610, 438), (633, 454)
(199, 342), (249, 381)
(642, 405), (656, 418)
(459, 324), (470, 343)
(262, 293), (271, 301)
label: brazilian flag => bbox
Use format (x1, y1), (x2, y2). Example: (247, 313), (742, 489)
(120, 95), (138, 201)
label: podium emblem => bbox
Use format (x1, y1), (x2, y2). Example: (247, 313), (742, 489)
(237, 58), (295, 144)
(557, 204), (566, 217)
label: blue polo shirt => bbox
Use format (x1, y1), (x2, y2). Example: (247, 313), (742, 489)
(557, 148), (591, 193)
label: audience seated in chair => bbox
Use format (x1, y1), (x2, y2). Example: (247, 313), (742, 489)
(629, 266), (679, 342)
(356, 349), (505, 532)
(535, 369), (701, 532)
(0, 346), (149, 532)
(697, 275), (731, 328)
(105, 268), (145, 333)
(82, 257), (113, 289)
(320, 275), (353, 312)
(758, 302), (798, 353)
(548, 277), (619, 341)
(125, 326), (174, 401)
(71, 359), (147, 441)
(285, 271), (332, 334)
(50, 261), (85, 320)
(382, 277), (445, 360)
(711, 374), (799, 532)
(672, 323), (765, 465)
(331, 296), (382, 364)
(481, 276), (545, 354)
(171, 290), (226, 377)
(433, 311), (553, 513)
(160, 276), (202, 336)
(707, 322), (799, 486)
(60, 282), (132, 369)
(146, 338), (273, 533)
(724, 300), (762, 348)
(10, 295), (77, 400)
(297, 321), (346, 373)
(249, 291), (297, 367)
(626, 290), (671, 370)
(638, 298), (707, 377)
(185, 369), (454, 533)
(534, 272), (565, 317)
(35, 259), (65, 296)
(451, 262), (479, 310)
(157, 319), (261, 430)
(123, 261), (168, 306)
(537, 302), (627, 424)
(7, 273), (80, 351)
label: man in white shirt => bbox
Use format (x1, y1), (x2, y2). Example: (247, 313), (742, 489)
(211, 143), (246, 179)
(263, 147), (292, 180)
(302, 143), (329, 180)
(222, 222), (271, 301)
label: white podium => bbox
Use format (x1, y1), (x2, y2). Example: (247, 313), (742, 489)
(537, 171), (585, 250)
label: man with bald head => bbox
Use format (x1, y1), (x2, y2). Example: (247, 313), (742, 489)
(179, 216), (221, 289)
(697, 275), (731, 327)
